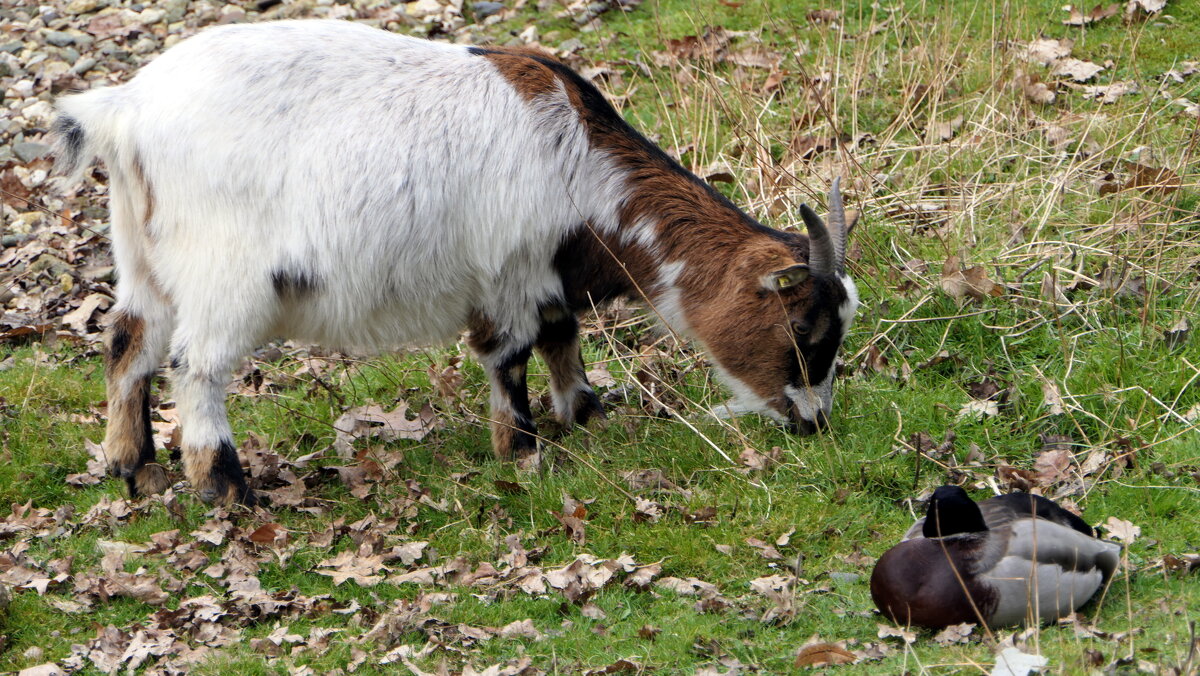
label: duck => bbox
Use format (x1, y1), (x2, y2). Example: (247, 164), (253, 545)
(869, 485), (1121, 629)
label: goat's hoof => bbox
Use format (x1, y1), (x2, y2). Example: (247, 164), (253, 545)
(515, 448), (543, 472)
(126, 464), (170, 498)
(571, 389), (606, 426)
(196, 481), (256, 507)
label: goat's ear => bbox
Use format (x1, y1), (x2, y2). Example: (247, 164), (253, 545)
(762, 264), (810, 291)
(844, 209), (860, 238)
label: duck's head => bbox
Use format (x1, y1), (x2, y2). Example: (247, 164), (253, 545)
(922, 485), (988, 538)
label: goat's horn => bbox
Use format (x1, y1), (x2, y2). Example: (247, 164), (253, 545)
(799, 203), (834, 276)
(828, 176), (847, 275)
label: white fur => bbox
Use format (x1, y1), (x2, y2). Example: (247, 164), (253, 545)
(58, 21), (630, 360)
(652, 259), (691, 334)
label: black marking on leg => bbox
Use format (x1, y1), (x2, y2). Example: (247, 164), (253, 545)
(535, 305), (603, 427)
(496, 346), (538, 453)
(106, 314), (142, 378)
(271, 268), (321, 298)
(535, 303), (576, 344)
(121, 377), (160, 496)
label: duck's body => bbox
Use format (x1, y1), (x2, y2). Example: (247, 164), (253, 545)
(870, 487), (1121, 629)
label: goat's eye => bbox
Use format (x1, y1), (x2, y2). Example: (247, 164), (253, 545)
(792, 321), (810, 337)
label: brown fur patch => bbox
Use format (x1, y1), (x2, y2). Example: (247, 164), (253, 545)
(102, 375), (151, 472)
(183, 442), (253, 505)
(133, 464), (170, 496)
(479, 46), (850, 425)
(182, 446), (217, 491)
(475, 48), (568, 103)
(106, 313), (145, 381)
(489, 412), (517, 460)
(131, 155), (155, 231)
(465, 310), (501, 355)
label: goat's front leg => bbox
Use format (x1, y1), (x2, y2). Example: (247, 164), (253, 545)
(467, 314), (538, 460)
(535, 305), (605, 427)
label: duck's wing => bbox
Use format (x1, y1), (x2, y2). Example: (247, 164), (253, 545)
(983, 518), (1122, 625)
(979, 492), (1095, 536)
(905, 492), (1093, 541)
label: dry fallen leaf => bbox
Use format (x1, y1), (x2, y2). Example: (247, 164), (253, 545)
(933, 622), (975, 645)
(1062, 3), (1119, 26)
(1052, 58), (1105, 82)
(991, 646), (1049, 676)
(876, 623), (917, 644)
(316, 548), (387, 587)
(1082, 80), (1138, 103)
(1103, 516), (1140, 543)
(1041, 379), (1066, 415)
(1127, 0), (1167, 15)
(1034, 448), (1072, 486)
(332, 401), (440, 456)
(941, 257), (1004, 302)
(795, 641), (856, 667)
(664, 26), (730, 61)
(1122, 161), (1180, 192)
(1024, 38), (1074, 66)
(927, 115), (965, 143)
(1019, 74), (1057, 104)
(998, 465), (1039, 492)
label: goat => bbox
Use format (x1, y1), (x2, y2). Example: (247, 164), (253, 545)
(54, 20), (859, 505)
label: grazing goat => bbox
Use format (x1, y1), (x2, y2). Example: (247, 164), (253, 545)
(55, 20), (859, 505)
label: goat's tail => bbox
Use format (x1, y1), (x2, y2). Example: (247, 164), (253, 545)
(52, 87), (128, 187)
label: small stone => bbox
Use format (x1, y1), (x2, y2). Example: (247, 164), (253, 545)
(22, 646), (43, 662)
(472, 1), (504, 19)
(71, 56), (97, 74)
(10, 79), (34, 97)
(218, 5), (245, 22)
(44, 30), (75, 47)
(131, 37), (157, 54)
(137, 7), (166, 24)
(164, 0), (188, 22)
(558, 37), (584, 53)
(0, 41), (23, 54)
(13, 142), (49, 163)
(65, 0), (101, 14)
(21, 100), (55, 125)
(0, 61), (11, 78)
(406, 0), (443, 18)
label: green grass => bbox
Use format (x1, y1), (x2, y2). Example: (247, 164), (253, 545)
(3, 0), (1200, 673)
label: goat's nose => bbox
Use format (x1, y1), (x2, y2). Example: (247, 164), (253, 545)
(814, 409), (830, 431)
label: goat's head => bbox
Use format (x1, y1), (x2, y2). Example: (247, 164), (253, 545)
(700, 178), (859, 435)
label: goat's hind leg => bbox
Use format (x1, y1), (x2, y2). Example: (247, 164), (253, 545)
(535, 305), (604, 428)
(101, 161), (174, 498)
(170, 309), (262, 506)
(103, 303), (173, 498)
